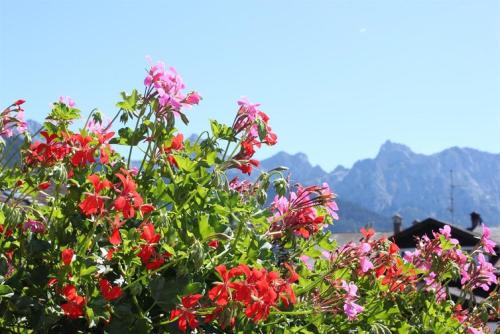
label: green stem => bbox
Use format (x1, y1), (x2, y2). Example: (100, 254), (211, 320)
(127, 110), (143, 169)
(231, 213), (244, 251)
(83, 108), (98, 129)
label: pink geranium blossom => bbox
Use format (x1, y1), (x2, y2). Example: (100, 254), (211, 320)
(480, 224), (496, 255)
(341, 280), (364, 320)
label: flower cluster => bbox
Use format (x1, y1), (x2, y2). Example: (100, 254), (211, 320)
(144, 57), (200, 118)
(341, 281), (364, 320)
(161, 133), (184, 168)
(269, 184), (338, 239)
(137, 223), (170, 270)
(0, 100), (27, 138)
(60, 285), (86, 319)
(26, 128), (115, 168)
(170, 264), (298, 332)
(403, 224), (497, 297)
(231, 98), (277, 175)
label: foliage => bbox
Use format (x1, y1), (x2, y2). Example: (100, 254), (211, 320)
(0, 59), (497, 333)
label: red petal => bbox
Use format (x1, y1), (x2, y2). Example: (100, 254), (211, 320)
(109, 228), (122, 246)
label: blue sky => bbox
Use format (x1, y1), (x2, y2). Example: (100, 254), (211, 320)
(1, 0), (499, 170)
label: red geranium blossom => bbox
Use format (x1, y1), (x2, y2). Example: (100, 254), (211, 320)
(79, 174), (112, 216)
(109, 228), (121, 245)
(170, 294), (203, 332)
(114, 171), (143, 219)
(207, 264), (297, 323)
(99, 278), (122, 301)
(61, 284), (85, 319)
(61, 248), (74, 266)
(136, 223), (170, 270)
(25, 131), (71, 167)
(68, 133), (95, 167)
(38, 181), (51, 190)
(162, 133), (184, 168)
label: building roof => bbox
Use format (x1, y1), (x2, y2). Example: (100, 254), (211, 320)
(390, 217), (481, 248)
(391, 217), (499, 269)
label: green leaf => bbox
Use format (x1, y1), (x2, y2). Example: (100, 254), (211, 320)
(173, 155), (195, 172)
(0, 284), (14, 298)
(116, 90), (138, 112)
(198, 214), (214, 239)
(80, 266), (98, 277)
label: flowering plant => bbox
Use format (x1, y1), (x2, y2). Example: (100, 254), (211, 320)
(0, 59), (497, 333)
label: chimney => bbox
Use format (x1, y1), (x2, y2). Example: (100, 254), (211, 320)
(468, 212), (483, 231)
(392, 214), (403, 234)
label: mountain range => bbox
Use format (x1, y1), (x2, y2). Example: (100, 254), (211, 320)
(259, 141), (500, 232)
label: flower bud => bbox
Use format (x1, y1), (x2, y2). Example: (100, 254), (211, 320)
(52, 164), (68, 183)
(191, 241), (205, 269)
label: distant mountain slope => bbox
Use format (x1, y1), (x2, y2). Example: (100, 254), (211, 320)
(259, 141), (500, 229)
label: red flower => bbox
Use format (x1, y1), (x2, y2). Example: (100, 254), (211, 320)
(208, 265), (234, 306)
(207, 264), (296, 324)
(137, 223), (170, 270)
(61, 284), (85, 319)
(61, 302), (85, 319)
(47, 277), (58, 287)
(61, 248), (74, 266)
(140, 204), (155, 215)
(95, 130), (115, 165)
(389, 242), (400, 255)
(208, 240), (219, 249)
(170, 294), (203, 332)
(140, 223), (161, 244)
(145, 256), (167, 270)
(162, 133), (184, 168)
(109, 228), (121, 246)
(99, 278), (122, 301)
(25, 131), (71, 167)
(69, 134), (95, 167)
(14, 99), (26, 106)
(38, 181), (51, 190)
(114, 171), (143, 219)
(106, 248), (115, 261)
(79, 174), (112, 216)
(360, 227), (375, 240)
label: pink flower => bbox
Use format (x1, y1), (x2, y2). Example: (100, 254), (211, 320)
(462, 253), (497, 291)
(299, 255), (314, 270)
(424, 272), (437, 286)
(183, 91), (201, 105)
(359, 242), (371, 254)
(144, 57), (195, 118)
(359, 257), (374, 273)
(341, 280), (363, 319)
(359, 256), (373, 273)
(341, 281), (358, 299)
(437, 225), (459, 244)
(343, 301), (364, 321)
(237, 97), (260, 122)
(59, 96), (75, 107)
(320, 183), (339, 220)
(480, 224), (496, 255)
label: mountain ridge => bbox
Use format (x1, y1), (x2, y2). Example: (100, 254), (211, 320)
(259, 141), (500, 229)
